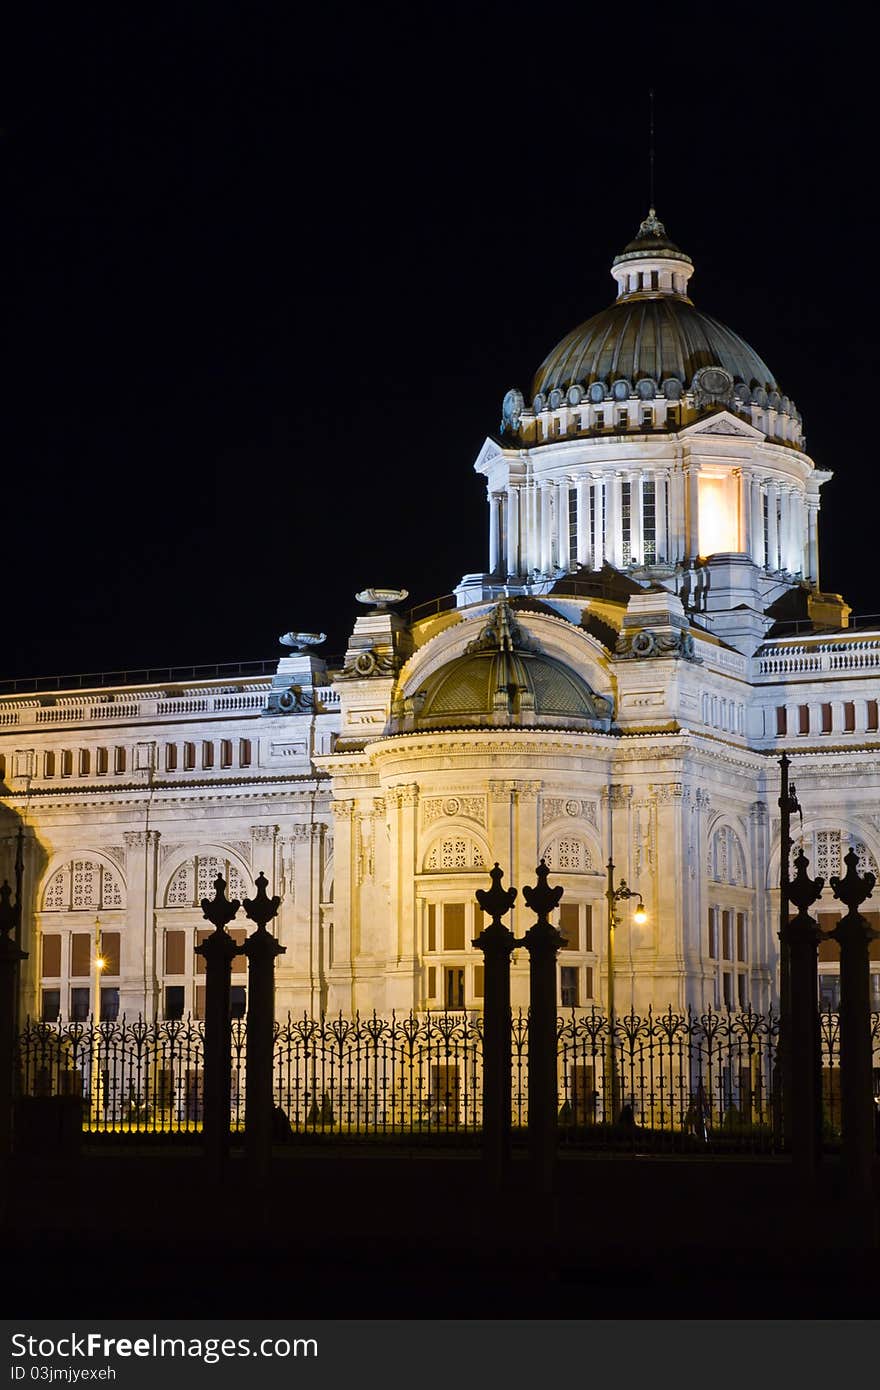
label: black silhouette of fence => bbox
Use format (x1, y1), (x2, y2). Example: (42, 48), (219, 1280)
(13, 1005), (880, 1152)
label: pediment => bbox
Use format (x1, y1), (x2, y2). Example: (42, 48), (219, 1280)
(473, 435), (508, 474)
(681, 410), (765, 441)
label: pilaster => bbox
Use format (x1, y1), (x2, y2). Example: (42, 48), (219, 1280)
(385, 783), (420, 1010)
(121, 829), (161, 1018)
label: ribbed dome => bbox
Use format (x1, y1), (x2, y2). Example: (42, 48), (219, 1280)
(525, 211), (778, 405)
(398, 602), (612, 731)
(533, 297), (778, 399)
(415, 649), (608, 728)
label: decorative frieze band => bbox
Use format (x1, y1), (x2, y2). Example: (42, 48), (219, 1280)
(541, 797), (597, 828)
(421, 794), (487, 827)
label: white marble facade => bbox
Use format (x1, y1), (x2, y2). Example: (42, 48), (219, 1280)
(3, 213), (878, 1024)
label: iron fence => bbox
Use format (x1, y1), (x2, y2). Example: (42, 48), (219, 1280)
(13, 1006), (880, 1151)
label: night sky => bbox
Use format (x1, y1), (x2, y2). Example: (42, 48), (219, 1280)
(4, 4), (872, 683)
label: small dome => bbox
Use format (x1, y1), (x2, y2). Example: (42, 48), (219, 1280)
(396, 603), (612, 731)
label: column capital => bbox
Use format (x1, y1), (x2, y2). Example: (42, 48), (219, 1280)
(122, 830), (160, 849)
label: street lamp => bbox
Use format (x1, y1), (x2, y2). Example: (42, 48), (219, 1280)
(91, 914), (105, 1125)
(605, 858), (647, 1120)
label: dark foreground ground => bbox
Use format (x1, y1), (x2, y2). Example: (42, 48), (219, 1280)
(3, 1138), (878, 1320)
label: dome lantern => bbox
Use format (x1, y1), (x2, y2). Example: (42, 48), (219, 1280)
(610, 208), (695, 303)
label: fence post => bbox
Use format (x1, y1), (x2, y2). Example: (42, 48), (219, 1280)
(0, 878), (27, 1158)
(776, 753), (801, 1148)
(782, 849), (823, 1183)
(241, 872), (284, 1177)
(830, 848), (879, 1203)
(521, 860), (565, 1194)
(474, 863), (518, 1185)
(196, 875), (241, 1176)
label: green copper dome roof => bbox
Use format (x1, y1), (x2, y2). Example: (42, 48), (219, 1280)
(397, 603), (612, 732)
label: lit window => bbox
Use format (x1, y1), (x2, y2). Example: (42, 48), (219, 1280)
(443, 904), (465, 951)
(559, 902), (579, 951)
(426, 904), (436, 952)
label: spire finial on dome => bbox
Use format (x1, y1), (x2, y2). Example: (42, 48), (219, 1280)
(649, 87), (655, 210)
(636, 206), (666, 241)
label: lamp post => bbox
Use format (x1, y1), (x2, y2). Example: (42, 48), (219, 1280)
(91, 915), (106, 1127)
(777, 752), (801, 1144)
(605, 858), (646, 1121)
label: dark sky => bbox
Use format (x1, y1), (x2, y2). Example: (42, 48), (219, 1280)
(4, 3), (873, 682)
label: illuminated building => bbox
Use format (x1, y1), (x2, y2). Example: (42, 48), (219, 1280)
(2, 211), (876, 1022)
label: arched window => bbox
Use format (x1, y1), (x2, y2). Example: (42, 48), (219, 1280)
(41, 858), (125, 912)
(708, 827), (747, 886)
(424, 836), (485, 872)
(793, 829), (878, 882)
(541, 838), (593, 872)
(165, 854), (250, 908)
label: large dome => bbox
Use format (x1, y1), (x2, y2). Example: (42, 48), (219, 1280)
(499, 211), (800, 444)
(533, 296), (779, 399)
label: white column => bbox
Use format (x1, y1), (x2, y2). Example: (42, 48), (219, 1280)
(606, 474), (622, 567)
(766, 481), (779, 571)
(750, 476), (763, 563)
(686, 464), (700, 560)
(738, 469), (750, 556)
(791, 489), (805, 576)
(807, 501), (820, 586)
(630, 473), (643, 564)
(483, 494), (497, 575)
(593, 480), (605, 568)
(781, 487), (794, 570)
(670, 467), (685, 563)
(506, 485), (520, 577)
(576, 477), (590, 567)
(655, 471), (667, 563)
(527, 482), (540, 573)
(540, 481), (552, 573)
(557, 480), (570, 571)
